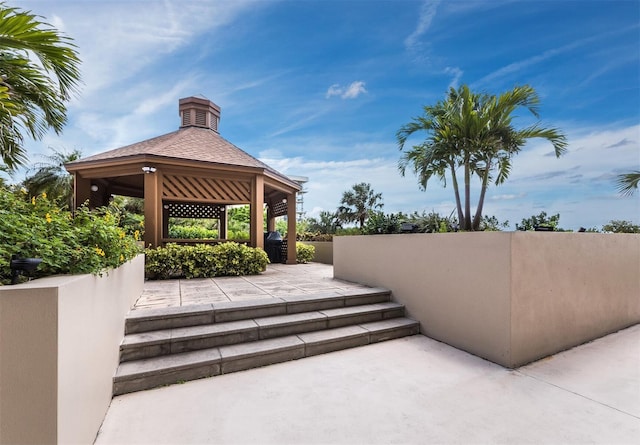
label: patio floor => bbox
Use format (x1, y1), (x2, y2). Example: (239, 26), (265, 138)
(96, 264), (640, 444)
(134, 263), (369, 309)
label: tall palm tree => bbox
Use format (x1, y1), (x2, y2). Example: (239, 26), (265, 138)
(23, 147), (81, 208)
(615, 170), (639, 196)
(337, 182), (384, 229)
(397, 84), (567, 231)
(0, 3), (81, 171)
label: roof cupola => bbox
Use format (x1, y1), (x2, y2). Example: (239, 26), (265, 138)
(179, 96), (221, 132)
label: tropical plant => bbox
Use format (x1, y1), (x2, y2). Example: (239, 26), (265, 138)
(615, 170), (639, 197)
(397, 84), (567, 231)
(0, 188), (140, 284)
(337, 182), (383, 229)
(478, 215), (510, 231)
(22, 147), (81, 208)
(516, 211), (561, 231)
(602, 220), (640, 233)
(306, 210), (340, 234)
(404, 210), (457, 233)
(363, 211), (401, 235)
(0, 4), (81, 171)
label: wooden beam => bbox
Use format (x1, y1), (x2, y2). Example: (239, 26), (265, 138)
(250, 175), (264, 249)
(74, 173), (91, 209)
(144, 169), (162, 248)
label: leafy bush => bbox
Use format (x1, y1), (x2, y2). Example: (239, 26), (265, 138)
(602, 220), (640, 233)
(296, 243), (315, 263)
(0, 188), (141, 284)
(145, 242), (269, 279)
(298, 232), (333, 242)
(363, 211), (402, 235)
(169, 225), (219, 239)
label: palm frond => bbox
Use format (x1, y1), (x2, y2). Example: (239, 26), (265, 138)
(615, 171), (640, 197)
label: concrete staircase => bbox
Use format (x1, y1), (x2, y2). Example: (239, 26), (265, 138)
(114, 287), (419, 395)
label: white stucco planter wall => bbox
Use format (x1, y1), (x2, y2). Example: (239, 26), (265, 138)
(334, 233), (639, 367)
(0, 254), (144, 445)
(304, 241), (333, 264)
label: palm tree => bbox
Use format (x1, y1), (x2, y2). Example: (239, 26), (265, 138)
(397, 84), (567, 231)
(615, 170), (639, 196)
(337, 182), (384, 229)
(23, 147), (81, 208)
(0, 4), (81, 171)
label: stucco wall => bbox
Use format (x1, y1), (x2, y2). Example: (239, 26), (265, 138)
(509, 233), (640, 366)
(304, 241), (333, 264)
(0, 255), (144, 444)
(334, 233), (640, 367)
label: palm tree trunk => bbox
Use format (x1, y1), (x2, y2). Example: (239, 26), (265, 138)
(463, 158), (472, 230)
(449, 162), (464, 227)
(472, 162), (491, 230)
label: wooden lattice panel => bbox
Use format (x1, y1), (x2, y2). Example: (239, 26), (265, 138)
(163, 175), (250, 202)
(166, 202), (224, 219)
(271, 200), (288, 217)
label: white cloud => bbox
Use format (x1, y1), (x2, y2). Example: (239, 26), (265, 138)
(444, 67), (463, 89)
(476, 24), (640, 87)
(325, 81), (367, 100)
(404, 0), (441, 51)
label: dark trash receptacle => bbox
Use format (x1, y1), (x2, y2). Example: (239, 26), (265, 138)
(264, 231), (283, 263)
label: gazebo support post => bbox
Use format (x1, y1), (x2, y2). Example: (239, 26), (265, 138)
(219, 206), (228, 240)
(251, 176), (265, 250)
(266, 204), (276, 232)
(74, 174), (91, 209)
(286, 192), (297, 264)
(143, 169), (162, 248)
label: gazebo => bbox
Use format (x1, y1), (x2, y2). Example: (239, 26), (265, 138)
(65, 96), (300, 263)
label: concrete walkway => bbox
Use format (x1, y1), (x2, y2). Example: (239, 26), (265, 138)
(96, 320), (639, 444)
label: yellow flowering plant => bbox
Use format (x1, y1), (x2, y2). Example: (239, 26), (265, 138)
(0, 188), (141, 284)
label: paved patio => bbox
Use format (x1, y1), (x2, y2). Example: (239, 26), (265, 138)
(96, 264), (640, 444)
(134, 263), (369, 309)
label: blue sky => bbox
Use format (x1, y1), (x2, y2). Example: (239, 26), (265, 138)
(15, 0), (640, 229)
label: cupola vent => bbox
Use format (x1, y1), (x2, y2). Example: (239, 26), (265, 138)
(179, 96), (221, 132)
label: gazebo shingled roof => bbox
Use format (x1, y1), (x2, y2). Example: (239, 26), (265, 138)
(69, 126), (298, 188)
(65, 96), (300, 263)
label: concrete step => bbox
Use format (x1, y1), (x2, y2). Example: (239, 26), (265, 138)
(113, 318), (419, 395)
(125, 287), (391, 334)
(120, 302), (405, 362)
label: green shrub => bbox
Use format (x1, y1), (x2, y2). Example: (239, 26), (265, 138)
(168, 225), (219, 239)
(0, 188), (141, 284)
(296, 243), (315, 264)
(298, 232), (333, 242)
(363, 211), (401, 234)
(144, 242), (269, 279)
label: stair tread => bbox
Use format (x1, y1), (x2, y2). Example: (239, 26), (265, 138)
(121, 319), (258, 348)
(297, 325), (369, 343)
(126, 288), (391, 322)
(361, 318), (420, 331)
(253, 311), (327, 327)
(218, 336), (304, 359)
(116, 318), (418, 380)
(115, 348), (221, 380)
(122, 302), (403, 348)
(320, 302), (403, 317)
